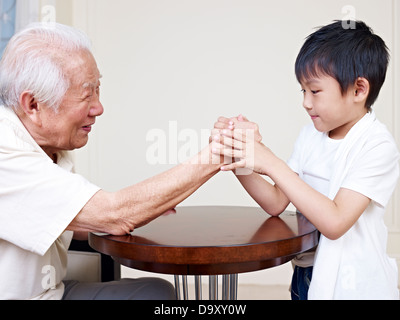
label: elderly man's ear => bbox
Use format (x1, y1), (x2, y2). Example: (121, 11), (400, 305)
(19, 91), (43, 126)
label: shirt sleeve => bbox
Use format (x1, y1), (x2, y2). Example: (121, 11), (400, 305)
(0, 150), (101, 256)
(341, 133), (400, 208)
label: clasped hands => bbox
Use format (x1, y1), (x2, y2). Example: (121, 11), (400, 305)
(210, 115), (273, 176)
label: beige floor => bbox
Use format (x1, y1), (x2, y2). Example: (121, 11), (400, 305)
(238, 285), (291, 300)
(185, 284), (291, 300)
(186, 283), (400, 300)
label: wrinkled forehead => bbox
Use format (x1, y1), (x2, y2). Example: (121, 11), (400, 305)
(63, 50), (102, 90)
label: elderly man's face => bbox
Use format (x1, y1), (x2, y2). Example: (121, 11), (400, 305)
(40, 50), (104, 157)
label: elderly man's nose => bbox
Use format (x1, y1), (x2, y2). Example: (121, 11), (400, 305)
(90, 100), (104, 117)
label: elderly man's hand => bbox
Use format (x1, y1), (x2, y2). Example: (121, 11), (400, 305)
(210, 115), (263, 176)
(212, 115), (263, 143)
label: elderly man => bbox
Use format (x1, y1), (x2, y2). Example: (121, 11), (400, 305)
(0, 23), (224, 300)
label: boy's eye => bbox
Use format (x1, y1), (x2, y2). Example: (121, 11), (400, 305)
(300, 89), (320, 94)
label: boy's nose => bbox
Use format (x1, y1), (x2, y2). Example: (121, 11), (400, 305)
(303, 98), (313, 110)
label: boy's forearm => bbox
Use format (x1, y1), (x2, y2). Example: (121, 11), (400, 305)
(265, 158), (334, 226)
(265, 157), (370, 240)
(236, 173), (289, 216)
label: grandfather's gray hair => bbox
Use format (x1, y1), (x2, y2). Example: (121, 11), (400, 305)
(0, 22), (92, 110)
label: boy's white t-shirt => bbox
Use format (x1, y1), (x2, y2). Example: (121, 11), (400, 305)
(288, 134), (342, 268)
(0, 106), (101, 300)
(287, 111), (400, 299)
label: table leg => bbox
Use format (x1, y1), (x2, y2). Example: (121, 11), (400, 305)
(222, 275), (230, 300)
(182, 276), (189, 300)
(174, 275), (181, 300)
(174, 274), (238, 300)
(195, 276), (202, 300)
(230, 274), (238, 300)
(174, 275), (189, 300)
(209, 275), (218, 300)
(223, 274), (238, 300)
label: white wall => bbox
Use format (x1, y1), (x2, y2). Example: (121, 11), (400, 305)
(52, 0), (400, 288)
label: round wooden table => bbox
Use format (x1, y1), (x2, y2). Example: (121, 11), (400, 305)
(89, 206), (318, 300)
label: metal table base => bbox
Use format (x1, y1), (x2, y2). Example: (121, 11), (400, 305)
(174, 274), (238, 300)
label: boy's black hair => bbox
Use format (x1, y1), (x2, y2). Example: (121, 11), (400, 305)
(295, 20), (389, 109)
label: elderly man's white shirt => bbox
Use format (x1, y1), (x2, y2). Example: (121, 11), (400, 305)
(0, 105), (101, 300)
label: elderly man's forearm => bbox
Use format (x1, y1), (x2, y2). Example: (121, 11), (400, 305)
(69, 146), (222, 236)
(120, 161), (220, 230)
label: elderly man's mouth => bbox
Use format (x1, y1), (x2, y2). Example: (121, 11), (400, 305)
(82, 125), (92, 132)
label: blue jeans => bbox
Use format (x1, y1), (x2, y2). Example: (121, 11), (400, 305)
(291, 266), (313, 300)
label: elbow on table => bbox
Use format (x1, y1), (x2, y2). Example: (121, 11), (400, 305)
(92, 191), (135, 236)
(261, 204), (287, 217)
(319, 223), (348, 241)
(268, 209), (285, 217)
(262, 196), (291, 218)
(105, 191), (166, 234)
(322, 231), (345, 241)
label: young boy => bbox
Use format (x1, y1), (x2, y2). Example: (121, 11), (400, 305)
(212, 20), (399, 300)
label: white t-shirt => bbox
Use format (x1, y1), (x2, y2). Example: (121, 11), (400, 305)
(288, 133), (342, 268)
(287, 111), (400, 299)
(0, 106), (101, 300)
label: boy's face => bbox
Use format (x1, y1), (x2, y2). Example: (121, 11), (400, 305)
(300, 74), (367, 140)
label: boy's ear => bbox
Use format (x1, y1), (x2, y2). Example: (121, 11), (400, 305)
(19, 91), (42, 126)
(354, 77), (370, 103)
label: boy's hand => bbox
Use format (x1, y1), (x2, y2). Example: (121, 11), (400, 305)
(211, 115), (264, 176)
(212, 115), (263, 143)
(211, 123), (274, 176)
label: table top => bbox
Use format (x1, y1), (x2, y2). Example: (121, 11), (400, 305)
(89, 206), (318, 275)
